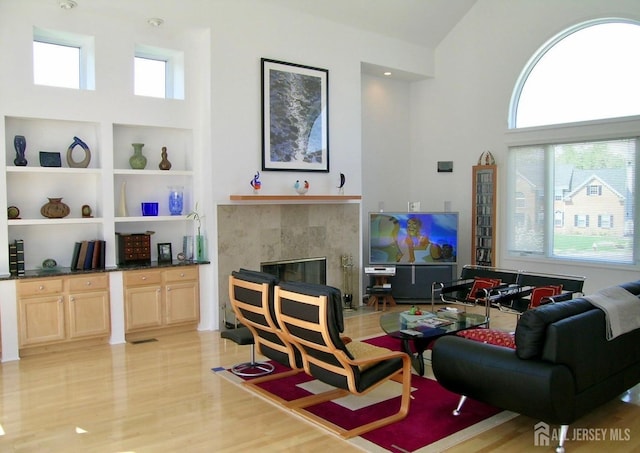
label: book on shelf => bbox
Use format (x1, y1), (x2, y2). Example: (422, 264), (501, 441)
(8, 242), (18, 276)
(70, 242), (82, 270)
(71, 239), (106, 271)
(76, 241), (89, 270)
(83, 240), (95, 270)
(15, 239), (25, 276)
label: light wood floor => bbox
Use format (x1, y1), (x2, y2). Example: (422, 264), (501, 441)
(1, 303), (639, 452)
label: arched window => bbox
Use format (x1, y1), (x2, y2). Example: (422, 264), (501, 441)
(510, 19), (640, 128)
(506, 19), (640, 266)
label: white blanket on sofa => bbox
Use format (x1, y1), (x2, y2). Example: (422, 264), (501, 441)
(584, 285), (640, 340)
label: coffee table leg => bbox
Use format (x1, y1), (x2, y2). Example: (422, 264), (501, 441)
(401, 338), (425, 376)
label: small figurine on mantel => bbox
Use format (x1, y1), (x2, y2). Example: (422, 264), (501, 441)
(337, 172), (346, 195)
(250, 171), (261, 194)
(294, 180), (309, 195)
(159, 146), (172, 170)
(477, 150), (496, 166)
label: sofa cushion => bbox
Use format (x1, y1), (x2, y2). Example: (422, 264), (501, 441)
(456, 328), (515, 349)
(515, 298), (594, 359)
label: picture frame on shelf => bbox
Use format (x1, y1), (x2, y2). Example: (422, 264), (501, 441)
(261, 58), (329, 172)
(157, 243), (172, 264)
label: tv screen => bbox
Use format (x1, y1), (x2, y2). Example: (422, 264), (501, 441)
(369, 212), (458, 265)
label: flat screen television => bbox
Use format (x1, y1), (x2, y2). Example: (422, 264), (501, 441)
(369, 212), (458, 265)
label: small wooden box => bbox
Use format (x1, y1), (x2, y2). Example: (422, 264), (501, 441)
(117, 233), (151, 266)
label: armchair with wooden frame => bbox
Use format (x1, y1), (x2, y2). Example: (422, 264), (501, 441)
(227, 270), (305, 404)
(274, 281), (412, 439)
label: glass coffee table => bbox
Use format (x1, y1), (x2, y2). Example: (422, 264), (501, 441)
(379, 309), (488, 376)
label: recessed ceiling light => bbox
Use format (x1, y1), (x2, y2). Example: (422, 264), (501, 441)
(147, 18), (164, 27)
(383, 71), (392, 76)
(59, 0), (77, 9)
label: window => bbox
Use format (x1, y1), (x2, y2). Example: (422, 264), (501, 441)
(33, 27), (94, 90)
(507, 19), (640, 266)
(135, 44), (184, 99)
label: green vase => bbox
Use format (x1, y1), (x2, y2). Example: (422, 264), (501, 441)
(129, 143), (147, 169)
(196, 235), (207, 261)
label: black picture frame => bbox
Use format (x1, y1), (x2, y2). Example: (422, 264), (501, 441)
(157, 243), (172, 263)
(261, 58), (329, 172)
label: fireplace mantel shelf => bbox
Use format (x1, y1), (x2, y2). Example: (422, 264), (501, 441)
(229, 194), (361, 202)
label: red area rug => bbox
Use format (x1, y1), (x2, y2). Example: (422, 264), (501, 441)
(215, 335), (516, 452)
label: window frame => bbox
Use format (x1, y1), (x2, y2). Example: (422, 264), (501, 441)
(134, 44), (184, 100)
(33, 27), (95, 90)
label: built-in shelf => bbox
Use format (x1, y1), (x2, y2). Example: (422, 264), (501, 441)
(8, 217), (104, 226)
(115, 215), (189, 223)
(229, 194), (361, 201)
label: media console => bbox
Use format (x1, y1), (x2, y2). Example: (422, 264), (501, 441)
(387, 264), (457, 301)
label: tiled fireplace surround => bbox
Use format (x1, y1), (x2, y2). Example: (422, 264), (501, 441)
(217, 202), (361, 328)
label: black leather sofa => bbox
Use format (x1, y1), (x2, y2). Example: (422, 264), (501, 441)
(432, 280), (640, 452)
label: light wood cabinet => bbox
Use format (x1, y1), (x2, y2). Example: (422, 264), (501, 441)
(17, 274), (110, 352)
(124, 266), (199, 338)
(471, 164), (497, 267)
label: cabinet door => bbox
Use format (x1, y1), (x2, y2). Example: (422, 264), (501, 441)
(18, 295), (65, 347)
(164, 281), (199, 325)
(125, 286), (163, 331)
(67, 291), (111, 339)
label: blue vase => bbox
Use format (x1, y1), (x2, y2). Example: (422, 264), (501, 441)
(168, 186), (183, 215)
(14, 135), (27, 166)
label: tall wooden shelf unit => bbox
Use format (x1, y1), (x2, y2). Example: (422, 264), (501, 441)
(471, 164), (497, 267)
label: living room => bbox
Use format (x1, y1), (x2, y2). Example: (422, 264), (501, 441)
(2, 0), (640, 450)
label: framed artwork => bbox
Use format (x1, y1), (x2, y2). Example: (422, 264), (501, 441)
(157, 243), (172, 264)
(261, 58), (329, 172)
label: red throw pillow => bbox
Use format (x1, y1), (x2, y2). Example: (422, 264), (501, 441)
(529, 285), (563, 308)
(466, 277), (501, 301)
(457, 328), (516, 349)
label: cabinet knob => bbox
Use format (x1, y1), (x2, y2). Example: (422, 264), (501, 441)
(69, 296), (75, 302)
(39, 285), (45, 291)
(142, 276), (147, 280)
(86, 281), (92, 286)
(59, 297), (64, 303)
(180, 272), (185, 277)
(167, 287), (171, 291)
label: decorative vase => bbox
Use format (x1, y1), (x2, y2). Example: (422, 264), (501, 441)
(183, 235), (194, 261)
(159, 146), (172, 170)
(196, 234), (207, 261)
(13, 135), (27, 166)
(169, 186), (184, 215)
(129, 143), (147, 169)
(119, 181), (128, 217)
(40, 197), (70, 219)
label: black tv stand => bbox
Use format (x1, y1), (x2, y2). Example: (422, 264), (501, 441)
(388, 264), (456, 302)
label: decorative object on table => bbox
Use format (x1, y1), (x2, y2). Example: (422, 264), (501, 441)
(7, 205), (20, 219)
(40, 197), (70, 218)
(477, 150), (495, 166)
(13, 135), (28, 166)
(81, 204), (92, 218)
(168, 186), (184, 215)
(42, 258), (57, 269)
(157, 242), (172, 263)
(141, 202), (159, 216)
(187, 202), (206, 261)
(261, 58), (329, 172)
(337, 172), (345, 194)
(182, 235), (194, 261)
(294, 179), (309, 195)
(250, 171), (261, 194)
(66, 136), (91, 168)
(39, 151), (62, 167)
(116, 232), (152, 266)
(159, 146), (172, 170)
(129, 142), (147, 169)
(118, 181), (128, 217)
(177, 252), (186, 262)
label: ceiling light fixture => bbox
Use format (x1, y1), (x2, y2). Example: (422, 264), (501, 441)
(59, 0), (77, 9)
(147, 18), (164, 27)
(383, 72), (392, 76)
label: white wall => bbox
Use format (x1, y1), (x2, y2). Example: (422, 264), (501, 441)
(409, 0), (640, 292)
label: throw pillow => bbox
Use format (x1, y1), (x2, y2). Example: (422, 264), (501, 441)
(466, 277), (502, 301)
(456, 328), (516, 349)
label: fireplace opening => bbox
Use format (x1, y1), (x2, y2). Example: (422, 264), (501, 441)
(261, 257), (327, 285)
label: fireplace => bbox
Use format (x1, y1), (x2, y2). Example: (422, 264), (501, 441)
(217, 202), (361, 330)
(261, 256), (327, 285)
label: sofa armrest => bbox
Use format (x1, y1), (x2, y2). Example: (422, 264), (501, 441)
(432, 336), (576, 424)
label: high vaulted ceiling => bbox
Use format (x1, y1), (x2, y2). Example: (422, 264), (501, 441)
(269, 0), (478, 48)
